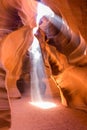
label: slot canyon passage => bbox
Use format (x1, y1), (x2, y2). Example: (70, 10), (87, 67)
(0, 0), (87, 130)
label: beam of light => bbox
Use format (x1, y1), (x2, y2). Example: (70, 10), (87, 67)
(29, 36), (57, 109)
(30, 101), (57, 109)
(28, 2), (59, 109)
(29, 35), (49, 102)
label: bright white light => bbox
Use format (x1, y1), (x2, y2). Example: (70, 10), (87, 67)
(29, 36), (41, 61)
(29, 36), (39, 51)
(30, 101), (57, 109)
(36, 3), (54, 25)
(33, 26), (38, 34)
